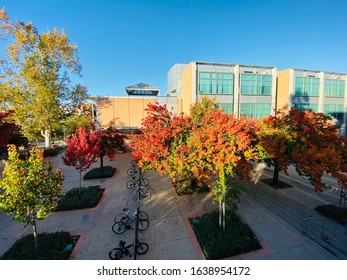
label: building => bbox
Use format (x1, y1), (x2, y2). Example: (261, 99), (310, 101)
(174, 61), (277, 119)
(277, 69), (347, 134)
(94, 83), (159, 128)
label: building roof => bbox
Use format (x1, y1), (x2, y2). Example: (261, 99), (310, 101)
(125, 82), (160, 96)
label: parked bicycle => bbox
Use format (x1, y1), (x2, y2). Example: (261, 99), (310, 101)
(112, 207), (150, 234)
(114, 207), (149, 224)
(126, 176), (149, 189)
(130, 185), (155, 201)
(108, 240), (149, 260)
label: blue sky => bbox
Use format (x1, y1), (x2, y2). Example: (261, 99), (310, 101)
(1, 0), (346, 97)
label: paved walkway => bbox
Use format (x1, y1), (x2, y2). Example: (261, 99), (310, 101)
(0, 153), (346, 260)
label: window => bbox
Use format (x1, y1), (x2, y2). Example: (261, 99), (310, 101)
(325, 79), (345, 97)
(295, 77), (319, 96)
(324, 104), (344, 121)
(198, 72), (233, 94)
(293, 103), (318, 112)
(218, 103), (233, 114)
(241, 74), (272, 95)
(240, 103), (271, 119)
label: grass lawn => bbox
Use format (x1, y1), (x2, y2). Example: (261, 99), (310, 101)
(315, 204), (347, 226)
(0, 231), (77, 260)
(56, 185), (104, 211)
(83, 166), (116, 179)
(190, 210), (262, 260)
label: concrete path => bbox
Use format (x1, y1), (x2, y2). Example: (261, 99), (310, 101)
(0, 153), (346, 260)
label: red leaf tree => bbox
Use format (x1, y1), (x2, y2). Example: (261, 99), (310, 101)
(0, 110), (28, 153)
(94, 125), (126, 169)
(62, 127), (99, 196)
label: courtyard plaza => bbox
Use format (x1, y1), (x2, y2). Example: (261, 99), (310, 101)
(0, 152), (346, 260)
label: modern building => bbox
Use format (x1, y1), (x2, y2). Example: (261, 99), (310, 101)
(277, 69), (347, 134)
(93, 62), (347, 136)
(174, 61), (277, 119)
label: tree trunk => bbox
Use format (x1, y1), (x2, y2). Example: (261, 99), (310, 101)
(273, 163), (280, 187)
(222, 201), (226, 231)
(219, 201), (222, 229)
(78, 169), (82, 197)
(100, 155), (104, 169)
(31, 218), (39, 254)
(41, 129), (52, 149)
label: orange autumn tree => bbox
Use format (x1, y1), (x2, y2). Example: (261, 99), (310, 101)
(256, 108), (347, 196)
(187, 99), (257, 230)
(132, 98), (259, 230)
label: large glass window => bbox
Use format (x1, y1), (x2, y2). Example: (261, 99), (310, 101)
(324, 104), (344, 121)
(198, 72), (233, 94)
(325, 79), (345, 97)
(218, 103), (233, 114)
(240, 103), (271, 119)
(241, 74), (272, 95)
(293, 103), (318, 112)
(295, 77), (319, 96)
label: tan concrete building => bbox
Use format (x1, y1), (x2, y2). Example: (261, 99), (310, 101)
(277, 68), (347, 135)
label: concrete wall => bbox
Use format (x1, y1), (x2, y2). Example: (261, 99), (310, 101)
(97, 97), (156, 128)
(181, 63), (194, 114)
(276, 69), (291, 113)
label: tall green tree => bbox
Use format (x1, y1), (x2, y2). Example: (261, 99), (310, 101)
(0, 8), (88, 148)
(0, 145), (63, 253)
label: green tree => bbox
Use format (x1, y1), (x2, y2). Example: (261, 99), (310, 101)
(64, 115), (91, 137)
(0, 145), (63, 253)
(0, 8), (88, 148)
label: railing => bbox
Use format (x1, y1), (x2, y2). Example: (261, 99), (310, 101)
(302, 218), (347, 238)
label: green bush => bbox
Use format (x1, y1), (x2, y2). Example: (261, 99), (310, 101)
(83, 166), (116, 179)
(56, 185), (104, 211)
(315, 204), (347, 226)
(190, 210), (262, 259)
(0, 231), (76, 260)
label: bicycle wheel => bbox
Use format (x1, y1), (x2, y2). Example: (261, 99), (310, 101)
(126, 180), (136, 189)
(131, 189), (139, 201)
(109, 248), (123, 260)
(138, 210), (149, 220)
(144, 188), (155, 198)
(137, 219), (150, 231)
(127, 168), (136, 176)
(140, 178), (149, 187)
(112, 222), (127, 234)
(136, 242), (149, 255)
(131, 159), (137, 166)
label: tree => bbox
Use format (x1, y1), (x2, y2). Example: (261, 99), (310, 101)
(94, 125), (126, 169)
(132, 98), (258, 230)
(256, 108), (347, 195)
(0, 110), (29, 154)
(0, 8), (88, 148)
(0, 145), (63, 253)
(64, 115), (91, 137)
(62, 127), (99, 196)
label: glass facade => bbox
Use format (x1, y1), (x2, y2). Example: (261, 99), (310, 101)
(218, 103), (233, 114)
(240, 74), (272, 95)
(293, 103), (318, 112)
(295, 77), (319, 96)
(240, 103), (271, 119)
(324, 104), (344, 121)
(198, 72), (233, 94)
(325, 79), (345, 97)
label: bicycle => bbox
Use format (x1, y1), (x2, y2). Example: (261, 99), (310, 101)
(114, 207), (149, 224)
(109, 240), (149, 260)
(126, 176), (149, 189)
(130, 185), (155, 201)
(112, 207), (150, 234)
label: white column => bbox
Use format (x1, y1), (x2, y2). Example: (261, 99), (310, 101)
(318, 71), (325, 113)
(233, 65), (240, 117)
(288, 69), (295, 109)
(271, 68), (277, 115)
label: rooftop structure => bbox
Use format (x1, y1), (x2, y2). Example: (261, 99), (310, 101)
(125, 82), (160, 96)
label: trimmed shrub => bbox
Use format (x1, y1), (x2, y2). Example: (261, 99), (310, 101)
(0, 231), (76, 260)
(83, 166), (116, 180)
(56, 185), (104, 211)
(190, 210), (262, 259)
(315, 204), (347, 226)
